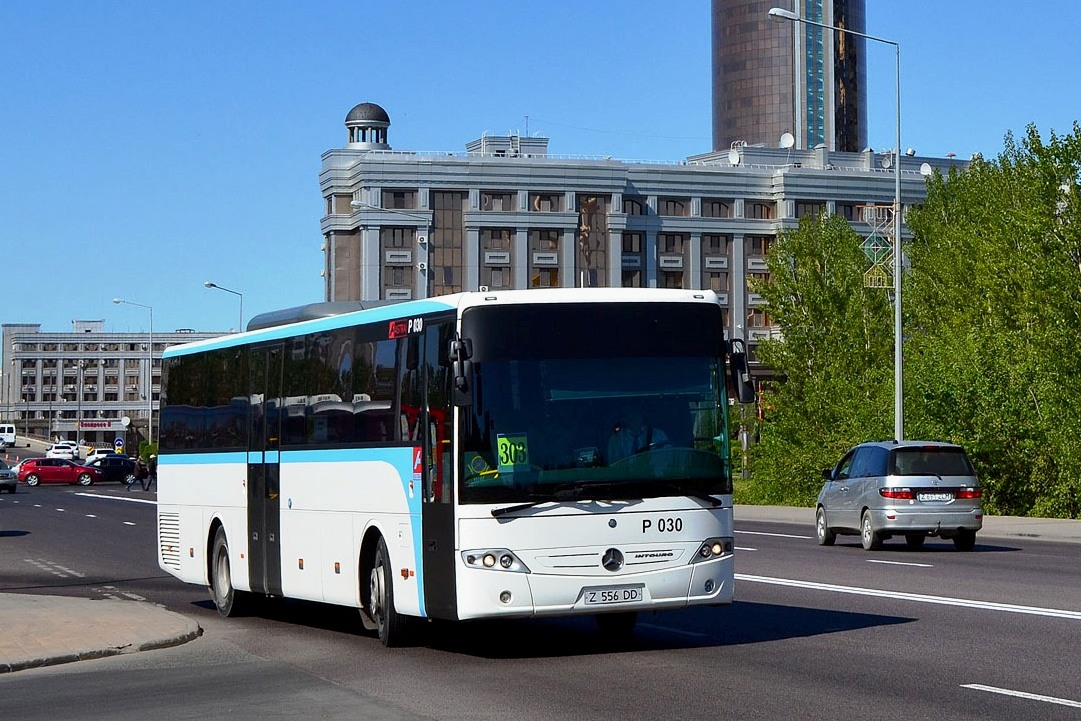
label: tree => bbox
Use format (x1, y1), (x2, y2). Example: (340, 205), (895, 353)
(745, 214), (894, 505)
(905, 123), (1081, 517)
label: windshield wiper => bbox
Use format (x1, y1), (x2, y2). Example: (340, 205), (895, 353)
(491, 499), (553, 518)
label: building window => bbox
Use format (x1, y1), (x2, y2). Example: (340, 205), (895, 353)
(836, 203), (859, 221)
(432, 190), (466, 296)
(707, 272), (729, 292)
(622, 197), (646, 216)
(381, 189), (418, 210)
(622, 232), (643, 254)
(747, 236), (772, 256)
(622, 269), (642, 287)
(702, 199), (731, 218)
(660, 271), (684, 289)
(530, 193), (561, 212)
(481, 191), (515, 211)
(795, 201), (826, 219)
(703, 233), (730, 255)
(481, 228), (513, 250)
(381, 227), (413, 248)
(748, 202), (775, 220)
(329, 194), (353, 215)
(658, 197), (689, 217)
(659, 233), (686, 254)
(532, 268), (558, 288)
(747, 309), (772, 328)
(529, 228), (560, 251)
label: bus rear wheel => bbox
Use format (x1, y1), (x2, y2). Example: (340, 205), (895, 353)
(369, 536), (409, 647)
(209, 527), (251, 617)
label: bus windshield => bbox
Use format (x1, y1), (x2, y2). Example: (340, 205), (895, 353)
(458, 303), (732, 505)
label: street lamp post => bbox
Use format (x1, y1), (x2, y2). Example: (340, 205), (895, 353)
(768, 6), (905, 441)
(204, 281), (245, 332)
(113, 298), (154, 445)
(350, 200), (433, 298)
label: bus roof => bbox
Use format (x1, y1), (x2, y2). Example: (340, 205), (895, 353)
(163, 288), (723, 358)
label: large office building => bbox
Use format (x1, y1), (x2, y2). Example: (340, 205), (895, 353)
(1, 321), (222, 446)
(320, 103), (961, 363)
(712, 0), (867, 152)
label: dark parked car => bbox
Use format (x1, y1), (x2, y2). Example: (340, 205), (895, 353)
(816, 440), (983, 551)
(0, 459), (16, 493)
(17, 457), (104, 487)
(83, 454), (137, 485)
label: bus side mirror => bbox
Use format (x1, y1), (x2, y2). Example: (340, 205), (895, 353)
(449, 337), (473, 406)
(728, 338), (755, 404)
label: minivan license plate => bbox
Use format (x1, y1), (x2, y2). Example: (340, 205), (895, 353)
(583, 585), (644, 606)
(917, 492), (953, 502)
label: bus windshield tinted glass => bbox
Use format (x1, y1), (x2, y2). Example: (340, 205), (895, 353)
(459, 303), (731, 504)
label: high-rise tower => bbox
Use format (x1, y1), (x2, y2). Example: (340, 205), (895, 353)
(711, 0), (867, 152)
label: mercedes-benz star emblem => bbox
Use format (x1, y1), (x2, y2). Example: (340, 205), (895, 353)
(602, 548), (624, 572)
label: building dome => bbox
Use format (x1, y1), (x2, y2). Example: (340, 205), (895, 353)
(345, 102), (390, 125)
(344, 102), (391, 150)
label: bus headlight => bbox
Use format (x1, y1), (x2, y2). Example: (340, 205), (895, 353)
(690, 537), (733, 563)
(462, 548), (531, 573)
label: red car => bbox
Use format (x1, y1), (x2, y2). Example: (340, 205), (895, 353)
(18, 457), (104, 487)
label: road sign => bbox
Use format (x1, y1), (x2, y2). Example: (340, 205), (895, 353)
(114, 438), (125, 453)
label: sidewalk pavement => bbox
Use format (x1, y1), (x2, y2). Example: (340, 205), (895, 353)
(1, 505), (1078, 674)
(0, 595), (202, 674)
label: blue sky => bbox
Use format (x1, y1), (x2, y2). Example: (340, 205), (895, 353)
(2, 1), (1077, 338)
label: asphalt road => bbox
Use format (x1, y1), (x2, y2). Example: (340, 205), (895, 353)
(1, 486), (1078, 720)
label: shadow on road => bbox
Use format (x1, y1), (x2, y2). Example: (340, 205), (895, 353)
(202, 595), (914, 659)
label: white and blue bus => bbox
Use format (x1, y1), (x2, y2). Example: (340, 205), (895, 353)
(157, 288), (753, 645)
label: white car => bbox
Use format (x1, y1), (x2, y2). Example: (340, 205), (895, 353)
(45, 441), (81, 460)
(84, 447), (118, 463)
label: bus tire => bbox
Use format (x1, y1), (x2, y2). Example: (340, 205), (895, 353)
(369, 535), (409, 647)
(210, 526), (251, 617)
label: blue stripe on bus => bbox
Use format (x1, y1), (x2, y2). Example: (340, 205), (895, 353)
(163, 298), (457, 357)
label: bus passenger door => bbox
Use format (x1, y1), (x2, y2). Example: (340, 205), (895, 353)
(248, 344), (283, 597)
(420, 321), (457, 620)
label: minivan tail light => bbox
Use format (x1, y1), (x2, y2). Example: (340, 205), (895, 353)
(879, 487), (915, 500)
(956, 488), (982, 499)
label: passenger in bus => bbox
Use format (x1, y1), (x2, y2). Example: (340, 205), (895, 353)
(607, 412), (668, 463)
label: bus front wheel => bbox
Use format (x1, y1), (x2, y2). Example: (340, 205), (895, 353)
(210, 527), (251, 617)
(369, 536), (410, 647)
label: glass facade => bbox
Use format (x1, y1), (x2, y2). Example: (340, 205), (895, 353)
(711, 0), (866, 152)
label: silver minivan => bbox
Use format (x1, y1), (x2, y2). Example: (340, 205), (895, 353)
(816, 440), (983, 551)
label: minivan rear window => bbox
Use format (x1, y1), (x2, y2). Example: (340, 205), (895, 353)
(890, 447), (974, 476)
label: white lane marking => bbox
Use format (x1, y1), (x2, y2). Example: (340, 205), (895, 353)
(75, 492), (155, 506)
(867, 559), (933, 568)
(736, 574), (1081, 620)
(85, 514), (97, 518)
(123, 521), (136, 526)
(55, 508), (66, 512)
(962, 684), (1081, 708)
(735, 546), (758, 552)
(737, 530), (813, 540)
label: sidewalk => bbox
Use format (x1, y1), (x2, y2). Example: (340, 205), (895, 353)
(0, 594), (201, 674)
(1, 505), (1078, 674)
